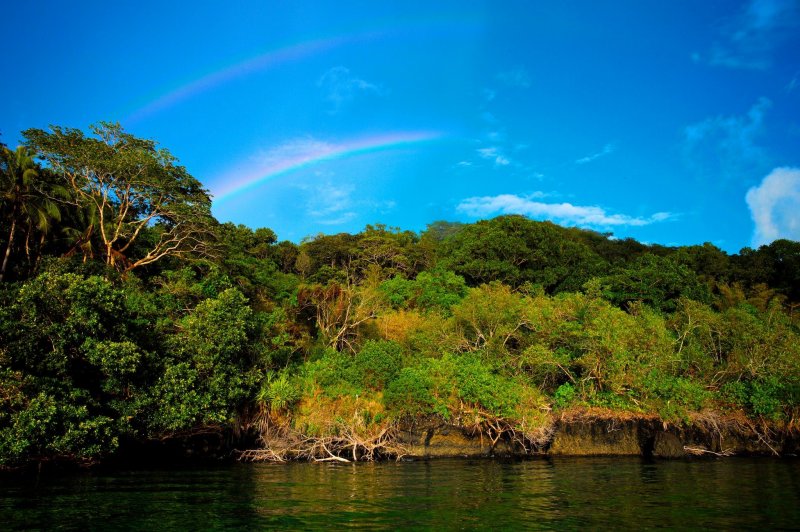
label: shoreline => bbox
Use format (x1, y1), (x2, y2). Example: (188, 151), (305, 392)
(3, 409), (797, 475)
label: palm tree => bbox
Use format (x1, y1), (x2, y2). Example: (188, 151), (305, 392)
(0, 146), (62, 281)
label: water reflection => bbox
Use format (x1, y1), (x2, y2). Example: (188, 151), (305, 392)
(2, 458), (799, 529)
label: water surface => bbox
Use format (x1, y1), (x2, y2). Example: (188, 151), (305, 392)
(2, 457), (799, 529)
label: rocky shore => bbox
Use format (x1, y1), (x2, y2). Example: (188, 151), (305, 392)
(129, 409), (800, 465)
(396, 410), (799, 459)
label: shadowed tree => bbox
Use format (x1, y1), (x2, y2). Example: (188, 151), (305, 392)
(0, 146), (62, 281)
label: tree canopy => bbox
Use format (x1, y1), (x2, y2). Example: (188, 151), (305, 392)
(23, 122), (214, 273)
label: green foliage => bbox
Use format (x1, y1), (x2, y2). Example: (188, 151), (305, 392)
(413, 268), (467, 313)
(24, 122), (215, 273)
(379, 268), (467, 314)
(147, 287), (260, 432)
(379, 276), (414, 308)
(640, 370), (710, 421)
(0, 372), (120, 465)
(384, 367), (438, 417)
(302, 347), (361, 397)
(258, 372), (302, 413)
(749, 378), (784, 420)
(438, 215), (606, 292)
(721, 378), (797, 420)
(353, 340), (403, 390)
(452, 282), (526, 355)
(452, 355), (521, 418)
(522, 291), (675, 399)
(601, 254), (711, 313)
(83, 340), (142, 392)
(553, 383), (577, 409)
(0, 146), (66, 281)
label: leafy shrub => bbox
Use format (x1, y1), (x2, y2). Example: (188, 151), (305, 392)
(452, 355), (520, 418)
(720, 378), (791, 420)
(353, 340), (403, 390)
(748, 377), (785, 420)
(258, 372), (301, 413)
(553, 383), (577, 409)
(720, 380), (749, 408)
(641, 370), (710, 421)
(379, 276), (414, 308)
(0, 385), (118, 466)
(384, 367), (437, 417)
(302, 347), (360, 397)
(413, 268), (467, 313)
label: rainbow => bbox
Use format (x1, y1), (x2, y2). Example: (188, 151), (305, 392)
(123, 16), (482, 122)
(211, 131), (443, 203)
(125, 35), (354, 122)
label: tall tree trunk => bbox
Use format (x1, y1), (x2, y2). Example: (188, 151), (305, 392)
(24, 222), (33, 262)
(0, 218), (18, 282)
(33, 231), (46, 273)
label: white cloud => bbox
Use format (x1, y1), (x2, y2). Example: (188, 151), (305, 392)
(486, 130), (505, 142)
(305, 181), (356, 225)
(477, 146), (511, 166)
(317, 66), (382, 112)
(304, 180), (397, 226)
(708, 0), (799, 69)
(256, 137), (333, 163)
(457, 193), (675, 228)
(575, 143), (615, 165)
(476, 147), (498, 158)
(683, 97), (771, 180)
(317, 212), (357, 225)
(496, 67), (532, 88)
(745, 167), (800, 246)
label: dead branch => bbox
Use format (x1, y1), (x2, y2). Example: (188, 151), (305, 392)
(683, 445), (734, 457)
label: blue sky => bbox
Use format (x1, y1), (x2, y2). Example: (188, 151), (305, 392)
(2, 1), (799, 252)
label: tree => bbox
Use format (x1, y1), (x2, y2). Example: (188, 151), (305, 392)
(672, 242), (731, 284)
(600, 253), (711, 313)
(758, 239), (800, 302)
(24, 123), (214, 273)
(438, 215), (606, 292)
(0, 146), (62, 281)
(355, 224), (418, 278)
(297, 278), (385, 351)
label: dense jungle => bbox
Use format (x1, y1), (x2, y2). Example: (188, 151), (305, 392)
(1, 123), (799, 467)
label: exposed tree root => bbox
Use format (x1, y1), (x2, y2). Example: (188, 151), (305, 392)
(237, 421), (408, 463)
(453, 403), (555, 454)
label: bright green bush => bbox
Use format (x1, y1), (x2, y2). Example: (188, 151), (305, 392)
(749, 378), (784, 420)
(354, 340), (404, 390)
(553, 383), (577, 409)
(384, 367), (437, 417)
(379, 276), (414, 308)
(413, 268), (467, 313)
(452, 355), (520, 418)
(302, 347), (360, 397)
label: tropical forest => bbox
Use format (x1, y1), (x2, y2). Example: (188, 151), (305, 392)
(1, 123), (799, 469)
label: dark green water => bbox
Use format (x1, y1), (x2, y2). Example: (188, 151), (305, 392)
(2, 457), (799, 530)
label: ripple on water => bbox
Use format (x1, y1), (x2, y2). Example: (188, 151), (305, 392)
(1, 457), (799, 530)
